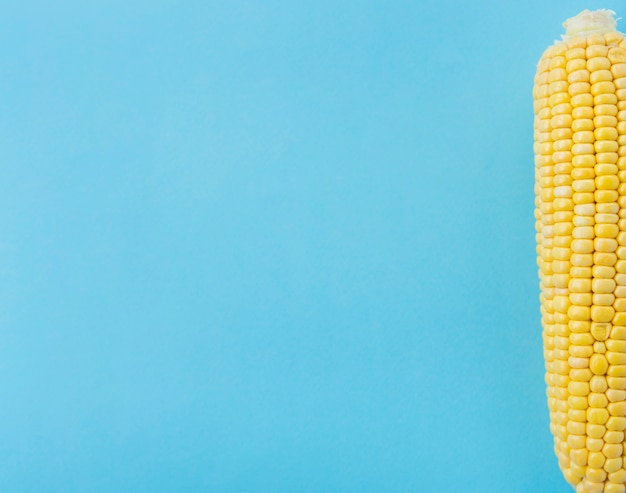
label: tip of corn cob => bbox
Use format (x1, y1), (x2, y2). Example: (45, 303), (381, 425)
(562, 9), (619, 40)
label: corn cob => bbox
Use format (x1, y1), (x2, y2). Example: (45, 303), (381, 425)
(535, 9), (626, 493)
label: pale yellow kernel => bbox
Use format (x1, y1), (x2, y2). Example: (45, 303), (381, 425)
(606, 32), (625, 44)
(590, 353), (609, 375)
(569, 380), (590, 396)
(605, 482), (626, 493)
(567, 419), (586, 435)
(570, 322), (590, 336)
(573, 119), (594, 132)
(554, 150), (574, 163)
(571, 92), (593, 106)
(609, 45), (626, 62)
(567, 466), (584, 484)
(607, 351), (626, 365)
(614, 298), (626, 311)
(618, 246), (626, 259)
(552, 259), (571, 272)
(597, 93), (618, 106)
(593, 306), (616, 322)
(614, 63), (626, 77)
(593, 278), (616, 293)
(570, 344), (594, 357)
(573, 179), (595, 192)
(604, 430), (624, 443)
(588, 407), (610, 425)
(588, 439), (606, 455)
(569, 305), (591, 321)
(555, 372), (570, 386)
(573, 106), (594, 119)
(570, 293), (592, 306)
(588, 43), (609, 56)
(572, 155), (596, 168)
(555, 198), (575, 211)
(573, 169), (596, 181)
(570, 447), (588, 467)
(597, 164), (620, 175)
(607, 340), (626, 352)
(566, 43), (586, 56)
(609, 469), (626, 483)
(590, 375), (609, 392)
(571, 266), (592, 278)
(603, 443), (623, 458)
(570, 432), (587, 448)
(594, 341), (607, 354)
(567, 253), (593, 266)
(608, 365), (626, 377)
(605, 457), (623, 474)
(591, 323), (611, 342)
(571, 369), (592, 383)
(596, 237), (619, 252)
(569, 68), (590, 83)
(593, 81), (617, 95)
(569, 409), (587, 426)
(594, 252), (617, 266)
(570, 332), (594, 345)
(593, 265), (616, 278)
(573, 226), (594, 238)
(570, 82), (592, 97)
(596, 213), (619, 224)
(614, 312), (626, 325)
(589, 392), (609, 408)
(591, 69), (613, 84)
(572, 143), (595, 155)
(554, 247), (572, 260)
(597, 175), (620, 190)
(573, 192), (594, 204)
(554, 184), (573, 197)
(570, 278), (591, 293)
(596, 191), (620, 205)
(607, 416), (626, 431)
(597, 225), (620, 239)
(596, 116), (619, 129)
(588, 54), (611, 69)
(554, 211), (573, 222)
(589, 450), (606, 468)
(583, 478), (606, 493)
(594, 293), (616, 306)
(571, 239), (594, 253)
(555, 335), (570, 349)
(608, 375), (626, 389)
(554, 295), (571, 312)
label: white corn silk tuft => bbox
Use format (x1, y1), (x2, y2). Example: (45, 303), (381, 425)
(562, 9), (618, 40)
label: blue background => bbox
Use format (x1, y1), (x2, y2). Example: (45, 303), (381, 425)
(1, 1), (622, 492)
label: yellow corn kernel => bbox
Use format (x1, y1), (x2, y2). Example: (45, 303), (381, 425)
(605, 483), (626, 493)
(570, 448), (588, 467)
(589, 451), (607, 468)
(608, 365), (626, 377)
(590, 353), (609, 375)
(607, 416), (626, 430)
(604, 430), (624, 443)
(605, 457), (623, 474)
(588, 407), (610, 424)
(569, 381), (590, 396)
(591, 322), (611, 341)
(609, 469), (626, 483)
(591, 375), (608, 392)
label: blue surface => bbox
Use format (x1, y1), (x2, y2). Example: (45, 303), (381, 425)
(2, 1), (623, 492)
